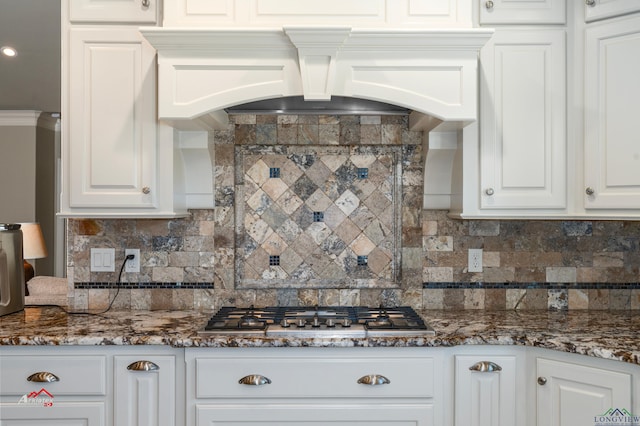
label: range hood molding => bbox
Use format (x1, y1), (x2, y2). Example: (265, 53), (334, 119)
(140, 26), (494, 130)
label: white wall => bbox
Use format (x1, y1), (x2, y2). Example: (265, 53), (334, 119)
(0, 111), (38, 223)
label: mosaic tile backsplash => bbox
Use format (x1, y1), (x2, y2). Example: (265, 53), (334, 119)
(66, 114), (640, 311)
(236, 145), (401, 288)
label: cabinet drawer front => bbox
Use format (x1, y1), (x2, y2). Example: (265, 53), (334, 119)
(195, 356), (434, 399)
(0, 355), (107, 396)
(195, 403), (434, 425)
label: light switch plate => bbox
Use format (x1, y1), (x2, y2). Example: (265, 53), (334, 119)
(90, 248), (115, 272)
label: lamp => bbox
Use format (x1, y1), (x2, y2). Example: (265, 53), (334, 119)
(20, 222), (48, 295)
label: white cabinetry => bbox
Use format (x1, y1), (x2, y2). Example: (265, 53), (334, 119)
(583, 14), (640, 210)
(186, 347), (442, 426)
(479, 29), (566, 213)
(0, 350), (107, 425)
(69, 0), (158, 23)
(0, 346), (182, 426)
(536, 357), (633, 426)
(114, 355), (176, 426)
(61, 1), (187, 218)
(584, 0), (640, 22)
(454, 354), (519, 426)
(479, 0), (566, 24)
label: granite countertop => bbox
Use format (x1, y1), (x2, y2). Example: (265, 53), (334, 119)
(0, 307), (638, 365)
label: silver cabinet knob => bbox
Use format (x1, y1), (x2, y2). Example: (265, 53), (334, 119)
(485, 188), (495, 196)
(27, 372), (60, 383)
(239, 375), (272, 386)
(127, 360), (159, 371)
(485, 0), (494, 9)
(585, 0), (596, 6)
(142, 186), (151, 194)
(357, 374), (390, 385)
(537, 376), (547, 385)
(142, 0), (150, 7)
(585, 187), (595, 196)
(469, 361), (502, 372)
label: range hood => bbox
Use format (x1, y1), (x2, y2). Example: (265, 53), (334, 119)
(139, 22), (493, 211)
(139, 26), (493, 130)
(226, 96), (410, 116)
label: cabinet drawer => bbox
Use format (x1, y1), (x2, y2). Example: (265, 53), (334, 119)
(0, 355), (107, 396)
(194, 355), (434, 399)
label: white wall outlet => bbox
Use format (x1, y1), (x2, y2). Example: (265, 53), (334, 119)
(125, 249), (141, 273)
(90, 248), (115, 272)
(468, 248), (483, 273)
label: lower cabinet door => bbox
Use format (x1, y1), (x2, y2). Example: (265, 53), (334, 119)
(113, 356), (176, 426)
(0, 402), (105, 425)
(195, 404), (434, 425)
(536, 358), (632, 426)
(454, 355), (518, 426)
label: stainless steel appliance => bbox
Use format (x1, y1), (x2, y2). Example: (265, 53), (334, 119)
(200, 305), (435, 338)
(0, 223), (25, 316)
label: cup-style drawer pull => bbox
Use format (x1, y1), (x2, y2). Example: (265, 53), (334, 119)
(357, 374), (390, 385)
(127, 360), (159, 371)
(239, 375), (272, 386)
(27, 372), (60, 383)
(469, 361), (502, 372)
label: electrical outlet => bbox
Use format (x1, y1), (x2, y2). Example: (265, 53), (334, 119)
(468, 248), (483, 273)
(125, 249), (140, 273)
(90, 248), (115, 272)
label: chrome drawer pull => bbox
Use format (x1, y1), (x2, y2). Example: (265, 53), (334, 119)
(127, 360), (159, 371)
(27, 372), (60, 383)
(469, 361), (502, 372)
(239, 375), (272, 386)
(357, 374), (390, 385)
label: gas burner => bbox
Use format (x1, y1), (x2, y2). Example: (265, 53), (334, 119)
(200, 306), (435, 337)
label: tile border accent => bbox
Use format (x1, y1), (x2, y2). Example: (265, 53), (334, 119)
(423, 282), (640, 289)
(74, 282), (214, 290)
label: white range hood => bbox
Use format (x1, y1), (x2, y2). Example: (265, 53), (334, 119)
(140, 26), (492, 130)
(140, 7), (493, 211)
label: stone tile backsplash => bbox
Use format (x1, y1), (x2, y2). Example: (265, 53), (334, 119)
(66, 114), (640, 311)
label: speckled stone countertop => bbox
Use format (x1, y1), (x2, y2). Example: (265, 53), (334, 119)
(0, 307), (638, 365)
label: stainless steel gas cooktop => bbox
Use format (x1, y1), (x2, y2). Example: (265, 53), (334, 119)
(199, 305), (435, 338)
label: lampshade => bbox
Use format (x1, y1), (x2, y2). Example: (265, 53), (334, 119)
(20, 222), (48, 260)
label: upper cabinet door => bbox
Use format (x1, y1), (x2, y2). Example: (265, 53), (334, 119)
(584, 15), (640, 209)
(479, 0), (566, 24)
(69, 0), (158, 23)
(480, 29), (566, 211)
(584, 0), (640, 22)
(65, 28), (158, 211)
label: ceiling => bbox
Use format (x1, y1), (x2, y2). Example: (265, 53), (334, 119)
(0, 0), (61, 113)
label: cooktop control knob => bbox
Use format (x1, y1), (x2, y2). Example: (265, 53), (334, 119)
(296, 318), (307, 327)
(341, 318), (352, 327)
(326, 318), (336, 327)
(280, 318), (291, 328)
(312, 315), (321, 328)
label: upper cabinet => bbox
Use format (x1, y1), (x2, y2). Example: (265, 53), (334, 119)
(584, 0), (640, 22)
(479, 0), (565, 24)
(479, 29), (566, 213)
(60, 0), (188, 218)
(583, 14), (640, 210)
(69, 0), (158, 23)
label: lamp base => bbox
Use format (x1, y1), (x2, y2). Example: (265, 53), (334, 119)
(24, 260), (34, 296)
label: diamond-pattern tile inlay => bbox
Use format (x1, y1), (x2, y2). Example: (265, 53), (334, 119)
(237, 145), (401, 288)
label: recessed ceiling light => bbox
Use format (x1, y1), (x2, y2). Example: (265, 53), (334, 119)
(1, 46), (18, 57)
